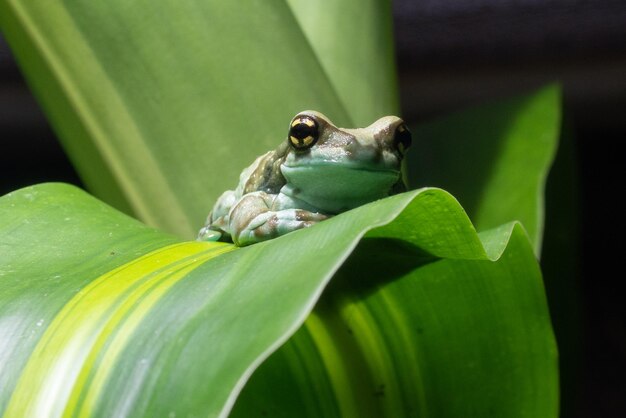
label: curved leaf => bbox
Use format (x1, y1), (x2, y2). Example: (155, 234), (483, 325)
(409, 85), (561, 253)
(0, 183), (557, 417)
(234, 224), (557, 418)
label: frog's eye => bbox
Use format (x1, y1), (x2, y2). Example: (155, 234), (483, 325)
(394, 123), (412, 154)
(288, 116), (319, 150)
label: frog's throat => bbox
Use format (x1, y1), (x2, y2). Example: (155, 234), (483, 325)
(282, 160), (400, 172)
(279, 165), (400, 214)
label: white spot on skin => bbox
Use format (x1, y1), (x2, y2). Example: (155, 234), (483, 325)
(36, 319), (44, 327)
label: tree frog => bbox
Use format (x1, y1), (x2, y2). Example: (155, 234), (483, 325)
(198, 110), (412, 246)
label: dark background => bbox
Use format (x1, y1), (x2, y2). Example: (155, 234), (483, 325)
(393, 2), (626, 417)
(1, 1), (624, 417)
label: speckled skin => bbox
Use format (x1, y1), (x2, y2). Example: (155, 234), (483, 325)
(198, 110), (410, 246)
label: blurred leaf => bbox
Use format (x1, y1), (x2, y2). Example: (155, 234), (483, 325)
(0, 0), (396, 238)
(408, 85), (561, 254)
(287, 0), (399, 125)
(1, 183), (557, 417)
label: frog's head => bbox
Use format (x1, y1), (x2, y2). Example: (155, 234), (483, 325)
(280, 110), (412, 213)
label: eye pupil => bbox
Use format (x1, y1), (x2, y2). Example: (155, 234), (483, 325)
(291, 123), (313, 139)
(394, 124), (412, 152)
(288, 116), (319, 150)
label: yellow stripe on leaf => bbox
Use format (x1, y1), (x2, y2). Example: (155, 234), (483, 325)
(5, 241), (234, 418)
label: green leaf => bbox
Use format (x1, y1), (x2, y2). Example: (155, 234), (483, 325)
(408, 85), (561, 254)
(0, 183), (557, 417)
(234, 225), (557, 418)
(287, 0), (399, 125)
(1, 1), (560, 416)
(0, 0), (396, 238)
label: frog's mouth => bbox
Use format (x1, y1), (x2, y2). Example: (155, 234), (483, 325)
(280, 164), (401, 213)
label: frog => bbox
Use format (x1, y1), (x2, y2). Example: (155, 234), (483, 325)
(198, 110), (412, 246)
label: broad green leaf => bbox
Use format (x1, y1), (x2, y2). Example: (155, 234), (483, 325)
(287, 0), (399, 125)
(0, 0), (355, 237)
(0, 183), (557, 417)
(233, 224), (557, 418)
(409, 85), (561, 254)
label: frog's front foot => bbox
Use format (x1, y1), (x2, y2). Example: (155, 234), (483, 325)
(230, 192), (328, 246)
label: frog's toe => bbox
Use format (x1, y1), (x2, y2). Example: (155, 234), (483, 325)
(232, 209), (328, 246)
(197, 226), (222, 242)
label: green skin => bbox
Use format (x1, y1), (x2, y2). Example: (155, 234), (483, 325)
(198, 110), (410, 246)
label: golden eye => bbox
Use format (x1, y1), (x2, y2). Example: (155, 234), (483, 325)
(394, 123), (412, 154)
(288, 115), (319, 150)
